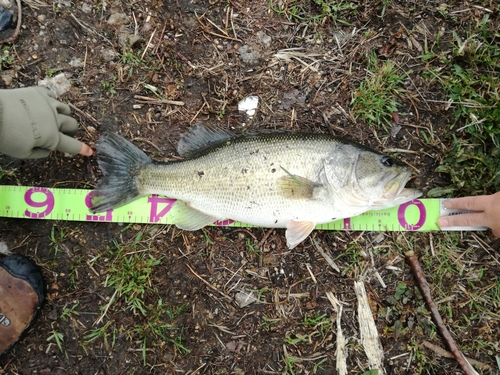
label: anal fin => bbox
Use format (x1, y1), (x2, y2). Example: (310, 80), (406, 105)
(173, 201), (219, 231)
(286, 220), (316, 249)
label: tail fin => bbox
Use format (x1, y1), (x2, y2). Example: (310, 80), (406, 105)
(90, 132), (151, 213)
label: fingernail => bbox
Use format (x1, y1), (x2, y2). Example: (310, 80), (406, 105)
(437, 218), (448, 227)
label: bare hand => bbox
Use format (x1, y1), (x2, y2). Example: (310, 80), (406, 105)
(80, 143), (93, 156)
(438, 192), (500, 237)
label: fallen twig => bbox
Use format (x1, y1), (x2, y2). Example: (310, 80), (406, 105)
(405, 251), (480, 375)
(186, 264), (232, 302)
(311, 238), (340, 273)
(422, 341), (490, 370)
(134, 95), (184, 106)
(68, 103), (99, 126)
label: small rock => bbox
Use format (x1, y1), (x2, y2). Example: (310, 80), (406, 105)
(38, 73), (71, 97)
(256, 30), (271, 46)
(390, 124), (402, 138)
(81, 2), (92, 13)
(69, 57), (84, 68)
(118, 31), (141, 49)
(0, 69), (16, 85)
(238, 45), (260, 64)
(100, 48), (116, 62)
(107, 12), (129, 26)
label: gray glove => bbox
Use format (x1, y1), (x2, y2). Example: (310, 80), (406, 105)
(0, 87), (83, 159)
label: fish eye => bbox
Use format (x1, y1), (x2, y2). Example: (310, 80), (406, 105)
(381, 156), (394, 167)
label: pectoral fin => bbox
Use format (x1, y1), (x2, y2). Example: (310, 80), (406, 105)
(285, 220), (316, 249)
(173, 201), (219, 231)
(278, 173), (319, 200)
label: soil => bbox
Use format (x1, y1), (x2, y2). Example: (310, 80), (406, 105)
(0, 1), (499, 374)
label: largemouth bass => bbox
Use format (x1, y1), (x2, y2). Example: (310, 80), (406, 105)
(90, 125), (421, 248)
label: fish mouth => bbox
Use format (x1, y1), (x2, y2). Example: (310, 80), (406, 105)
(376, 169), (421, 204)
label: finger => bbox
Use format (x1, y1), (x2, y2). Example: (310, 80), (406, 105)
(442, 195), (491, 212)
(53, 100), (72, 116)
(58, 114), (79, 135)
(79, 143), (93, 156)
(56, 134), (83, 155)
(35, 86), (57, 99)
(438, 212), (489, 229)
(43, 92), (72, 116)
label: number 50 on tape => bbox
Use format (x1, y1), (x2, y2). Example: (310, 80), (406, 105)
(0, 185), (487, 232)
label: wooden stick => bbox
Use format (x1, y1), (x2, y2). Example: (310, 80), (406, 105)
(405, 251), (479, 375)
(422, 341), (490, 370)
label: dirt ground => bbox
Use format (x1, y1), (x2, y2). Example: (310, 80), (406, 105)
(0, 0), (499, 374)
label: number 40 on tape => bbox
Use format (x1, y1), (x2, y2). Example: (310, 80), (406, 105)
(0, 185), (488, 232)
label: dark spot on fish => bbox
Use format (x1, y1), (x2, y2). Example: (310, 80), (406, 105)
(241, 168), (248, 174)
(249, 149), (259, 155)
(271, 168), (276, 173)
(247, 186), (250, 190)
(275, 220), (278, 224)
(198, 171), (204, 178)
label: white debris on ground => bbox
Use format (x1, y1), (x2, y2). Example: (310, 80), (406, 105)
(326, 292), (348, 375)
(354, 280), (385, 373)
(235, 291), (257, 308)
(238, 95), (259, 119)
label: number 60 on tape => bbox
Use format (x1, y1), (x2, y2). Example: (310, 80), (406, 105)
(0, 185), (488, 232)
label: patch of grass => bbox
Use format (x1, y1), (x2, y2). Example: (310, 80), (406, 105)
(104, 240), (161, 315)
(351, 53), (409, 132)
(259, 314), (282, 332)
(83, 320), (117, 351)
(49, 225), (68, 258)
(269, 0), (356, 25)
(83, 235), (190, 360)
(0, 46), (14, 71)
(101, 79), (116, 95)
(45, 68), (59, 78)
(0, 165), (17, 181)
(47, 323), (65, 355)
(425, 16), (500, 197)
(335, 241), (365, 276)
(68, 255), (84, 290)
(120, 49), (159, 78)
(60, 301), (80, 322)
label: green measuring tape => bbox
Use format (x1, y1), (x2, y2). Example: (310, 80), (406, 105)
(0, 185), (487, 232)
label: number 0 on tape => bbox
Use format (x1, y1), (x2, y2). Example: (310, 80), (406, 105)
(0, 185), (487, 232)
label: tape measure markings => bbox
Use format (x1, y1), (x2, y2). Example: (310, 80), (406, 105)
(0, 185), (487, 232)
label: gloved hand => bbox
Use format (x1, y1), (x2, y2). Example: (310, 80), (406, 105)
(0, 86), (92, 159)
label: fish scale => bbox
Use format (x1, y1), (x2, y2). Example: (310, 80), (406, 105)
(140, 135), (338, 225)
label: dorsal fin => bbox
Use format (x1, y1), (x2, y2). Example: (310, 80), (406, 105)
(177, 124), (234, 158)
